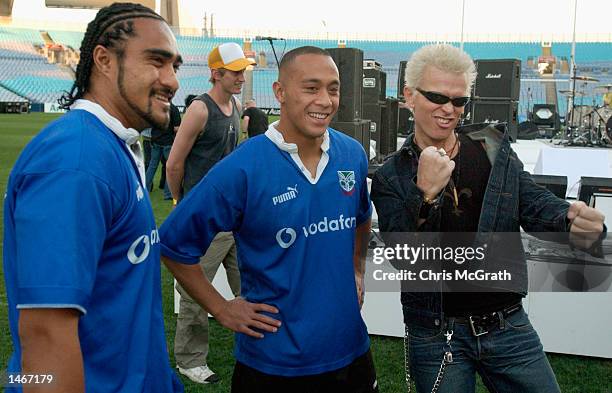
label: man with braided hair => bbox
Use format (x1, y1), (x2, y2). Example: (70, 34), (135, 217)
(3, 3), (184, 392)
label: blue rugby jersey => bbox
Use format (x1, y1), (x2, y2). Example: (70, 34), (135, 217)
(160, 126), (372, 376)
(3, 109), (182, 392)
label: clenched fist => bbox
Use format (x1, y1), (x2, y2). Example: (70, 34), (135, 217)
(567, 201), (606, 251)
(416, 146), (456, 200)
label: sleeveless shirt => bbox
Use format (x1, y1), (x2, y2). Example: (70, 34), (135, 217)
(182, 93), (240, 196)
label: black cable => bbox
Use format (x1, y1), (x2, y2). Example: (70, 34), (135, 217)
(268, 39), (280, 69)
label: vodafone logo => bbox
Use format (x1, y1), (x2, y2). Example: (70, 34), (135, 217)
(274, 214), (357, 249)
(276, 228), (297, 249)
(127, 229), (159, 264)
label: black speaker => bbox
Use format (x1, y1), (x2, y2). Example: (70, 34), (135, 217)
(331, 120), (371, 160)
(473, 59), (521, 100)
(531, 174), (568, 199)
(380, 97), (399, 156)
(327, 47), (363, 122)
(397, 60), (407, 99)
(362, 103), (382, 155)
(471, 99), (518, 142)
(363, 68), (386, 105)
(398, 107), (413, 135)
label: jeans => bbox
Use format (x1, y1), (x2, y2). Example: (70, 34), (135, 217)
(145, 143), (172, 199)
(406, 307), (561, 393)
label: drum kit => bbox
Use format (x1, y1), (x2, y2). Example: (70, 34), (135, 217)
(561, 76), (612, 146)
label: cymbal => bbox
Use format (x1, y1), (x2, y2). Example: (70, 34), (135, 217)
(559, 90), (585, 97)
(571, 75), (599, 82)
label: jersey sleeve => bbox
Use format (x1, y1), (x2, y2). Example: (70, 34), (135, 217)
(356, 145), (373, 226)
(159, 160), (246, 264)
(12, 169), (114, 314)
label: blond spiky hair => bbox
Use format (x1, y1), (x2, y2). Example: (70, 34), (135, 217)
(404, 44), (476, 95)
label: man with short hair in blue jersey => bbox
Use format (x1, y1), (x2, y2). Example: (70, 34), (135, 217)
(3, 4), (184, 392)
(160, 46), (379, 392)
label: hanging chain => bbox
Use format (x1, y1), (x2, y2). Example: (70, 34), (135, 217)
(405, 327), (453, 393)
(404, 326), (412, 393)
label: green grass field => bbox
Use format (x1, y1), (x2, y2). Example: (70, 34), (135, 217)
(0, 113), (611, 392)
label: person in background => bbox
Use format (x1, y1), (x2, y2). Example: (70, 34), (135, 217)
(142, 126), (152, 172)
(241, 98), (269, 138)
(165, 42), (251, 384)
(146, 101), (180, 199)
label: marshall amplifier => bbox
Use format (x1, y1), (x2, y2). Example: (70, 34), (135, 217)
(471, 99), (518, 142)
(363, 67), (387, 104)
(473, 59), (521, 101)
(331, 120), (372, 160)
(327, 47), (363, 122)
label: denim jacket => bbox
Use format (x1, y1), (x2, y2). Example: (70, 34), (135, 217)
(370, 123), (571, 321)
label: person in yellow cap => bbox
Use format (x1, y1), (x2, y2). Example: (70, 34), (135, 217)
(166, 42), (255, 385)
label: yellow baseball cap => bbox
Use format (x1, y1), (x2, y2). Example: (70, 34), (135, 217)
(208, 42), (256, 71)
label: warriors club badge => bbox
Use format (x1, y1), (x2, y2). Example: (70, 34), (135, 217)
(338, 171), (356, 195)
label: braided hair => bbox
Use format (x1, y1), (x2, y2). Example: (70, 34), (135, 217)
(59, 2), (165, 109)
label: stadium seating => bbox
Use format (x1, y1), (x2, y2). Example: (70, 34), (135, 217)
(0, 84), (28, 102)
(0, 56), (73, 104)
(176, 35), (242, 64)
(47, 30), (84, 50)
(1, 25), (611, 114)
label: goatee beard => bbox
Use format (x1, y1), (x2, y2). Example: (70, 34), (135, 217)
(117, 61), (170, 130)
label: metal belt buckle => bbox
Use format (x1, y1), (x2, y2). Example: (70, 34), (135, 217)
(469, 315), (489, 337)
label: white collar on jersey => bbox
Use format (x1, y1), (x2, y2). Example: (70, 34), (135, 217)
(264, 120), (330, 153)
(70, 99), (141, 145)
(70, 99), (145, 185)
(265, 121), (330, 184)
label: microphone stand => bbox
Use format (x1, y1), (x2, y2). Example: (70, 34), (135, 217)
(266, 38), (280, 68)
(568, 64), (578, 143)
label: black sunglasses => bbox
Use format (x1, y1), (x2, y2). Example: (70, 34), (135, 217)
(416, 88), (470, 107)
